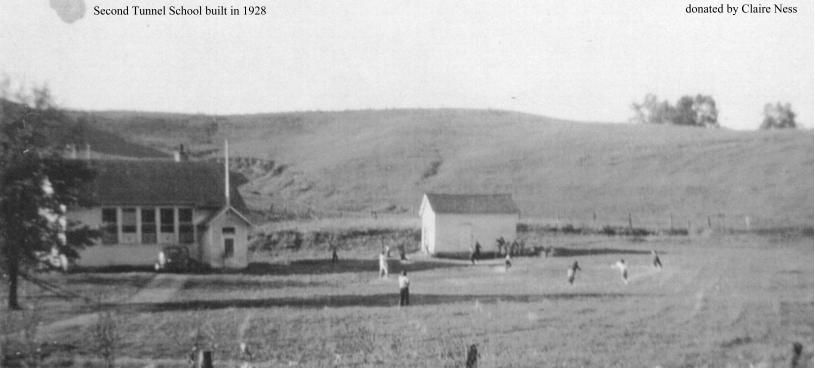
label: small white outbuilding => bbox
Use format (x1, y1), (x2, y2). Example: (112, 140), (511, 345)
(418, 193), (519, 255)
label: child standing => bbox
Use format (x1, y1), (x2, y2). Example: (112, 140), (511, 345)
(398, 270), (410, 306)
(379, 252), (389, 278)
(504, 253), (512, 271)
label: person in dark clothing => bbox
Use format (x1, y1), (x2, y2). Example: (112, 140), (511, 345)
(330, 245), (339, 264)
(567, 261), (581, 284)
(652, 250), (662, 269)
(470, 241), (482, 265)
(399, 243), (407, 261)
(398, 270), (410, 306)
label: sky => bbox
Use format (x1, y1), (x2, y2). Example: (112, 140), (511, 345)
(0, 0), (812, 130)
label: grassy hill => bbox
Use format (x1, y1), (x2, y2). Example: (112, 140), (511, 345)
(84, 108), (813, 228)
(0, 99), (169, 159)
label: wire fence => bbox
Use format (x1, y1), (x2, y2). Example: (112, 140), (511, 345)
(519, 212), (813, 236)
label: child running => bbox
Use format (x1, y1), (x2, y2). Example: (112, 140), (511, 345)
(651, 250), (662, 269)
(567, 260), (581, 285)
(612, 259), (629, 284)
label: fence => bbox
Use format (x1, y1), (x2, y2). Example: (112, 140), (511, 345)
(519, 212), (813, 236)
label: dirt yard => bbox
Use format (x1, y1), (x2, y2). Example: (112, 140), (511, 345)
(2, 233), (812, 367)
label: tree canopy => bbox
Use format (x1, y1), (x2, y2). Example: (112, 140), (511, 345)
(760, 102), (797, 130)
(1, 80), (97, 309)
(630, 94), (719, 128)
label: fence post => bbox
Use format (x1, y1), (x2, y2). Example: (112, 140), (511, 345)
(707, 216), (711, 228)
(592, 211), (597, 229)
(628, 213), (633, 230)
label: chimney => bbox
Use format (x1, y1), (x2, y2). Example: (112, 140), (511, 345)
(224, 140), (230, 205)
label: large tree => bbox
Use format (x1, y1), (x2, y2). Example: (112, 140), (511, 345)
(1, 82), (96, 310)
(760, 102), (797, 130)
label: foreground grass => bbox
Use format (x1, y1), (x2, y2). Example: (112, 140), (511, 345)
(2, 233), (812, 367)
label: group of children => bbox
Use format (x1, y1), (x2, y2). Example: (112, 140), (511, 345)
(568, 250), (663, 285)
(379, 250), (411, 306)
(368, 242), (664, 307)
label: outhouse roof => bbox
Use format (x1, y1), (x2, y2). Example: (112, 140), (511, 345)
(424, 193), (519, 214)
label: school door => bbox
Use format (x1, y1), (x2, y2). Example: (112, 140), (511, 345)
(222, 227), (236, 264)
(457, 223), (472, 251)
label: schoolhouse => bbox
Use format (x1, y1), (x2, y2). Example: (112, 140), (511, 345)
(68, 158), (252, 269)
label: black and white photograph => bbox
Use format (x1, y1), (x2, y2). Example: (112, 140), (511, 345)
(0, 0), (812, 367)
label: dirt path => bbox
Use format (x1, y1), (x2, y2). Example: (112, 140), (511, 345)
(38, 273), (188, 335)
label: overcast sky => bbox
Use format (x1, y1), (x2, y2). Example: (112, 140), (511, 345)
(0, 0), (812, 130)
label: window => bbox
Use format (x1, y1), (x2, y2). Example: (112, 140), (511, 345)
(101, 208), (117, 244)
(224, 238), (234, 258)
(141, 208), (156, 244)
(178, 208), (194, 244)
(222, 227), (236, 235)
(160, 208), (174, 234)
(121, 208), (137, 234)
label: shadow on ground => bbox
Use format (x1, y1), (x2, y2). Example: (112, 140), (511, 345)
(180, 278), (327, 290)
(243, 259), (464, 275)
(115, 292), (630, 312)
(549, 247), (655, 257)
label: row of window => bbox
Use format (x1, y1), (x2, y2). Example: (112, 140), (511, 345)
(101, 207), (194, 245)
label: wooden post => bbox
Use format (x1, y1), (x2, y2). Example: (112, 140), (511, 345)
(707, 216), (711, 228)
(628, 213), (632, 230)
(592, 211), (597, 229)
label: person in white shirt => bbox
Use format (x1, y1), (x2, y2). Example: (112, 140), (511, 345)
(398, 270), (410, 306)
(612, 259), (629, 284)
(379, 252), (389, 278)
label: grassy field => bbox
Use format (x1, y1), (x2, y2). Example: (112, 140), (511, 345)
(2, 232), (812, 367)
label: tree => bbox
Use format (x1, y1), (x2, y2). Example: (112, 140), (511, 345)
(630, 93), (719, 128)
(760, 102), (797, 130)
(630, 93), (675, 125)
(1, 80), (97, 309)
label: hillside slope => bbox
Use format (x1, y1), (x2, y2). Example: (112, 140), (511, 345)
(86, 109), (813, 228)
(0, 99), (169, 159)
